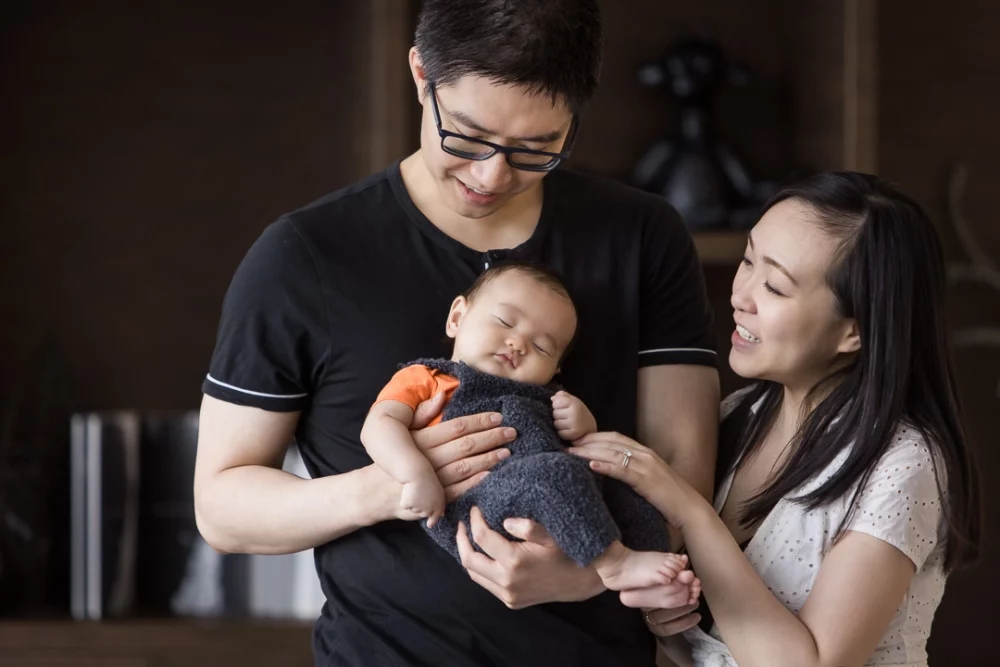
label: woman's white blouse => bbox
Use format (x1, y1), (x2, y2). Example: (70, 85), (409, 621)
(682, 390), (948, 667)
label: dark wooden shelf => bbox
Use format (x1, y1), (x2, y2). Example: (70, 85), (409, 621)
(0, 618), (314, 667)
(693, 231), (747, 266)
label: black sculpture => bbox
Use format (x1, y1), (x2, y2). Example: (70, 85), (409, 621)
(633, 36), (774, 230)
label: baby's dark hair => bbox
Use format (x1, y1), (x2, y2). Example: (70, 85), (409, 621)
(464, 260), (578, 362)
(464, 260), (573, 305)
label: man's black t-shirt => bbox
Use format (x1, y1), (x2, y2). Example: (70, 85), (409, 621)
(203, 163), (716, 667)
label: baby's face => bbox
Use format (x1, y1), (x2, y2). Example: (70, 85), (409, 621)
(446, 271), (577, 385)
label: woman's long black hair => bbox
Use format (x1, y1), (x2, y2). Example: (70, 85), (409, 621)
(717, 171), (982, 570)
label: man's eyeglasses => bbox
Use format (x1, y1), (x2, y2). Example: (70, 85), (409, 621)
(427, 82), (578, 172)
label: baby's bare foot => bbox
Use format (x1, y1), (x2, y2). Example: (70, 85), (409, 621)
(594, 541), (685, 591)
(687, 575), (702, 605)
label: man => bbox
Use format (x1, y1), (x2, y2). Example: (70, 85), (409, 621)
(194, 1), (719, 665)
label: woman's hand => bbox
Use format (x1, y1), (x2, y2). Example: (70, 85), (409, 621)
(570, 433), (708, 645)
(456, 506), (605, 609)
(569, 432), (704, 530)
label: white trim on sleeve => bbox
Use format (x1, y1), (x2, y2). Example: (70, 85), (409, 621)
(205, 374), (308, 399)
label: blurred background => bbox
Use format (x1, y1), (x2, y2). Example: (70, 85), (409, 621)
(0, 1), (996, 665)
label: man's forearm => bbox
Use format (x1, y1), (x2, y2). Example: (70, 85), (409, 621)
(195, 464), (389, 555)
(637, 366), (719, 502)
(662, 444), (715, 504)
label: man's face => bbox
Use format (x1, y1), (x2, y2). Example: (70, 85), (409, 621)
(411, 57), (575, 220)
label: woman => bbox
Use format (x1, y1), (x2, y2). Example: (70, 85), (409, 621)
(570, 172), (982, 667)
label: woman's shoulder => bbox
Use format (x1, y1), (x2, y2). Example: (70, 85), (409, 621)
(873, 422), (939, 477)
(720, 384), (759, 421)
(844, 422), (946, 570)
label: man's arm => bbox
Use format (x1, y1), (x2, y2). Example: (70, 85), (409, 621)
(194, 395), (397, 555)
(637, 364), (719, 551)
(194, 394), (515, 555)
(637, 364), (719, 502)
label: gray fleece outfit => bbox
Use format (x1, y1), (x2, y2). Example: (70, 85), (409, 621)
(412, 359), (672, 566)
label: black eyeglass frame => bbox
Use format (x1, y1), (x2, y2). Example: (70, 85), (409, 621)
(427, 81), (579, 172)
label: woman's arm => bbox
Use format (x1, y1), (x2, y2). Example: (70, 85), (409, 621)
(570, 434), (916, 667)
(680, 503), (914, 667)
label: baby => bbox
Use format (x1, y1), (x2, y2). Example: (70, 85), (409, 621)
(361, 261), (698, 594)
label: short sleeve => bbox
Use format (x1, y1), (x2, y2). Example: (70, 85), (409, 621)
(845, 428), (944, 569)
(202, 218), (329, 412)
(374, 365), (438, 411)
(638, 202), (717, 368)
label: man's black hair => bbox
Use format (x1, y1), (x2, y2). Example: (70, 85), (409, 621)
(414, 0), (603, 113)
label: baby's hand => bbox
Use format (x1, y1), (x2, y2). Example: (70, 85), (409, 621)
(552, 390), (598, 442)
(400, 477), (446, 528)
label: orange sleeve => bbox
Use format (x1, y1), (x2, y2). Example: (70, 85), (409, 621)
(374, 365), (439, 411)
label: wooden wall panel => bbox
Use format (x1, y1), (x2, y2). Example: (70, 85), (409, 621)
(878, 1), (1000, 662)
(784, 0), (878, 172)
(0, 0), (377, 411)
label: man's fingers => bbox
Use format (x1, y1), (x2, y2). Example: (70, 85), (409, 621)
(444, 471), (489, 502)
(648, 612), (702, 637)
(436, 447), (511, 486)
(413, 411), (505, 452)
(465, 567), (516, 608)
(424, 426), (516, 470)
(642, 603), (699, 625)
(502, 517), (556, 546)
(456, 518), (505, 583)
(467, 506), (516, 563)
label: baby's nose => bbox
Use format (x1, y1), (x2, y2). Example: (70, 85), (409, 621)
(507, 336), (526, 353)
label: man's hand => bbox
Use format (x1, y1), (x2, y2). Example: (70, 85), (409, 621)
(551, 390), (598, 442)
(456, 506), (604, 608)
(411, 392), (517, 502)
(619, 584), (703, 637)
(641, 603), (702, 637)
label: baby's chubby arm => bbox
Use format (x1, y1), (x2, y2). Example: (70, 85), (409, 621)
(551, 390), (598, 442)
(360, 400), (445, 526)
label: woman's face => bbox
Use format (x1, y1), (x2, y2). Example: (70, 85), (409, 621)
(729, 199), (860, 391)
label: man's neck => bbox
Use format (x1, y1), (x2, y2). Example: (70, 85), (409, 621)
(399, 152), (544, 252)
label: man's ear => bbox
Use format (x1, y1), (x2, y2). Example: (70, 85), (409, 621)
(445, 296), (468, 339)
(409, 47), (428, 104)
(837, 319), (861, 355)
